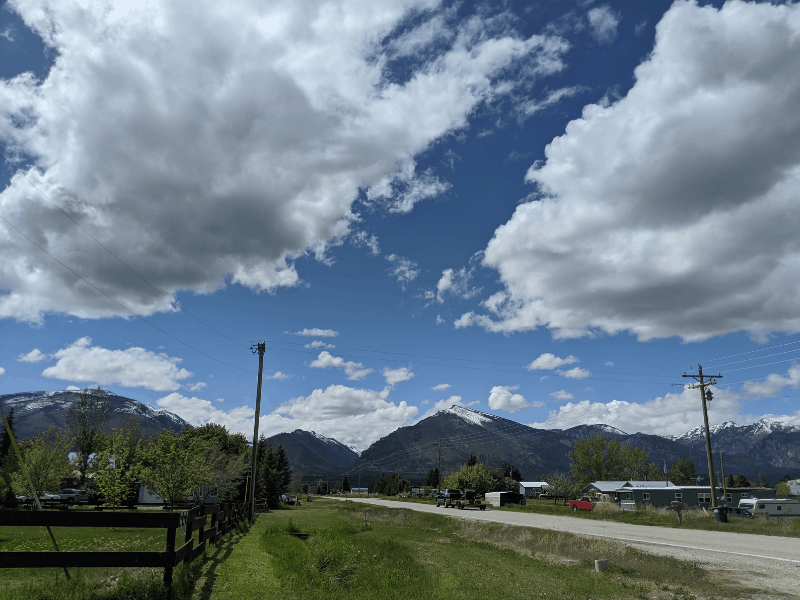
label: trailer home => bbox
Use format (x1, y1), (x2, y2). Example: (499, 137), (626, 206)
(739, 498), (800, 520)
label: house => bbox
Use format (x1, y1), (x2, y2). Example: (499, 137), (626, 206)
(617, 486), (775, 510)
(518, 481), (548, 498)
(582, 480), (675, 502)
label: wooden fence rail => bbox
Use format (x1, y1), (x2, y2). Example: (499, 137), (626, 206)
(0, 502), (249, 586)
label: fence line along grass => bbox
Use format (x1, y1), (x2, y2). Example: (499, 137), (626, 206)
(238, 499), (746, 600)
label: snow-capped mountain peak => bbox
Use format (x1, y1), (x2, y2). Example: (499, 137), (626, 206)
(442, 405), (497, 427)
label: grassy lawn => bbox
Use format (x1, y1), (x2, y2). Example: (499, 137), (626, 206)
(351, 493), (800, 538)
(198, 499), (745, 600)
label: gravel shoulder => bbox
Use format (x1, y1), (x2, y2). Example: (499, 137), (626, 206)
(340, 497), (800, 599)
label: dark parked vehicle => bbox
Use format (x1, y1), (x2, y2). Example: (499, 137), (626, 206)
(719, 506), (754, 519)
(436, 489), (463, 508)
(41, 488), (89, 507)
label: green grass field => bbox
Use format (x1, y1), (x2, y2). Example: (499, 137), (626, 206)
(0, 501), (756, 599)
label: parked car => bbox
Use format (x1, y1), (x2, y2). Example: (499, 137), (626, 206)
(435, 489), (464, 508)
(719, 506), (754, 519)
(41, 488), (89, 506)
(569, 496), (598, 512)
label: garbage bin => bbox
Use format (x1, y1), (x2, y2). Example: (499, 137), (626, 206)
(713, 508), (728, 523)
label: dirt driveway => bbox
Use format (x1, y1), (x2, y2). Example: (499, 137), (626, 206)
(341, 497), (800, 599)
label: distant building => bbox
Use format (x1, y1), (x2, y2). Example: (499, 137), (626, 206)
(518, 481), (549, 498)
(583, 480), (675, 501)
(617, 486), (775, 510)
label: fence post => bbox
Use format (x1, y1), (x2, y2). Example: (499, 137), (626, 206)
(164, 520), (177, 588)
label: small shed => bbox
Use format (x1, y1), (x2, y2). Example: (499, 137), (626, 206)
(410, 486), (426, 496)
(519, 481), (549, 498)
(485, 491), (526, 507)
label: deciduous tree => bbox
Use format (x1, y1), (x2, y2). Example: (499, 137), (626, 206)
(138, 430), (212, 509)
(441, 462), (496, 495)
(542, 470), (578, 504)
(66, 388), (112, 486)
(10, 426), (72, 498)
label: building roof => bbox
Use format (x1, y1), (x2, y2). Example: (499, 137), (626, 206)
(584, 480), (676, 493)
(519, 481), (548, 487)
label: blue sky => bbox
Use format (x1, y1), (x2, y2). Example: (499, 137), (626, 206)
(2, 0), (800, 450)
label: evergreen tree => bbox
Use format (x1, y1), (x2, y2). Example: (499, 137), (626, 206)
(467, 455), (478, 466)
(255, 441), (292, 509)
(1, 409), (15, 459)
(342, 475), (351, 492)
(66, 388), (112, 487)
(423, 467), (440, 488)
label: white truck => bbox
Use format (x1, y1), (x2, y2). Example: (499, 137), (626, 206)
(739, 498), (800, 520)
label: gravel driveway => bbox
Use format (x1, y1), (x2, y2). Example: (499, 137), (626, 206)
(340, 497), (800, 598)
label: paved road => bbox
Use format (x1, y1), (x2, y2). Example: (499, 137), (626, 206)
(340, 498), (800, 598)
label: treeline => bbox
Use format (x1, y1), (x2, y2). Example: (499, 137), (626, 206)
(0, 388), (292, 508)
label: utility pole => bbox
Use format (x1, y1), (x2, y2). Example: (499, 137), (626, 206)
(437, 441), (442, 489)
(683, 364), (722, 508)
(358, 463), (361, 494)
(248, 342), (266, 522)
(720, 452), (727, 506)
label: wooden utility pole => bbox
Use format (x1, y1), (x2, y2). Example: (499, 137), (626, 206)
(248, 342), (266, 521)
(437, 441), (442, 489)
(683, 364), (722, 508)
(720, 452), (727, 506)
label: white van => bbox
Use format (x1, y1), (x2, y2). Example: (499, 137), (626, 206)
(740, 498), (800, 520)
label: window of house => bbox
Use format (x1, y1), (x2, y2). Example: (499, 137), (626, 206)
(642, 493), (650, 501)
(741, 493), (749, 498)
(698, 493), (711, 503)
(675, 493), (682, 501)
(726, 493), (732, 502)
(777, 505), (782, 511)
(758, 504), (765, 509)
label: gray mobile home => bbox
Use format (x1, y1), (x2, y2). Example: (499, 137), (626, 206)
(617, 486), (774, 510)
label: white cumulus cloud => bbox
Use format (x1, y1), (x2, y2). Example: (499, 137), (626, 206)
(310, 351), (373, 381)
(41, 337), (192, 391)
(17, 348), (48, 363)
(550, 389), (574, 400)
(487, 385), (529, 412)
(466, 1), (800, 342)
(587, 5), (619, 44)
(432, 383), (451, 391)
(0, 0), (569, 323)
(527, 353), (579, 370)
(741, 364), (800, 399)
(559, 367), (590, 379)
(436, 267), (481, 303)
(382, 367), (415, 386)
(296, 329), (338, 338)
(266, 371), (291, 381)
(386, 254), (420, 290)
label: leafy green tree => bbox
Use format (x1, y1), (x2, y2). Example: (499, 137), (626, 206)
(466, 455), (478, 467)
(423, 467), (440, 488)
(11, 426), (73, 498)
(0, 409), (19, 501)
(316, 479), (329, 495)
(499, 462), (522, 481)
(95, 426), (140, 507)
(775, 481), (791, 497)
(666, 458), (697, 486)
(441, 462), (496, 495)
(138, 430), (212, 509)
(66, 388), (112, 487)
(758, 472), (769, 487)
(568, 435), (623, 486)
(542, 470), (579, 504)
(0, 409), (15, 460)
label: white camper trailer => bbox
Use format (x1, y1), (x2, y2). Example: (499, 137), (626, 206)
(739, 498), (800, 520)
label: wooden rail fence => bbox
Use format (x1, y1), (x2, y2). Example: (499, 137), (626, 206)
(0, 503), (249, 586)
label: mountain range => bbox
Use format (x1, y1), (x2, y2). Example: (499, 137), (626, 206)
(3, 391), (799, 485)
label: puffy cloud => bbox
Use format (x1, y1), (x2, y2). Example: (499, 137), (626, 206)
(186, 382), (208, 392)
(266, 371), (291, 381)
(436, 267), (481, 303)
(156, 392), (257, 432)
(66, 385), (80, 391)
(531, 385), (744, 437)
(41, 337), (192, 391)
(0, 0), (569, 323)
(487, 385), (529, 412)
(605, 361), (614, 367)
(516, 85), (587, 119)
(382, 366), (415, 386)
(741, 364), (800, 399)
(550, 389), (573, 400)
(17, 348), (48, 363)
(305, 340), (335, 350)
(386, 254), (419, 290)
(587, 5), (619, 43)
(559, 367), (590, 379)
(296, 329), (338, 338)
(468, 1), (800, 342)
(309, 351), (373, 381)
(269, 384), (417, 449)
(432, 383), (450, 391)
(0, 366), (5, 377)
(436, 315), (444, 325)
(527, 353), (578, 370)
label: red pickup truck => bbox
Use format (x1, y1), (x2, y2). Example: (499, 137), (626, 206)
(569, 496), (598, 512)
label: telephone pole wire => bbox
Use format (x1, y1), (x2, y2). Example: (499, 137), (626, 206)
(682, 364), (722, 508)
(248, 342), (266, 521)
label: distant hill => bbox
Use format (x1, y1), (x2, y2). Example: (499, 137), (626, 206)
(262, 429), (359, 478)
(0, 390), (190, 439)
